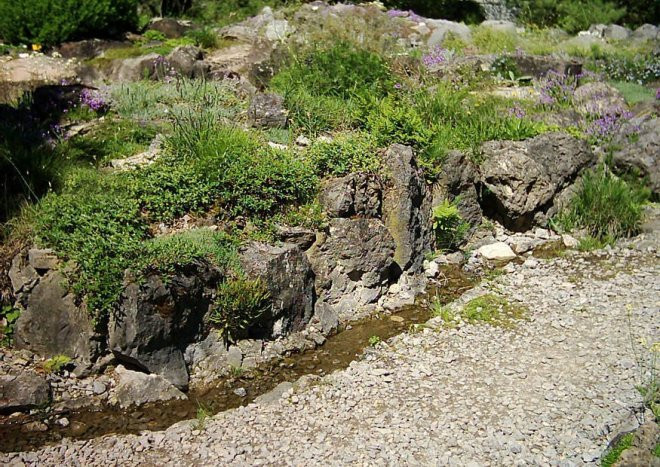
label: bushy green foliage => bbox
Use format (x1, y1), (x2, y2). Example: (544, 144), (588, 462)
(0, 0), (138, 46)
(509, 0), (630, 33)
(0, 306), (20, 347)
(472, 26), (518, 54)
(554, 167), (650, 242)
(186, 27), (218, 49)
(383, 0), (485, 23)
(432, 200), (469, 251)
(210, 276), (271, 342)
(365, 95), (432, 148)
(306, 132), (380, 177)
(43, 355), (72, 374)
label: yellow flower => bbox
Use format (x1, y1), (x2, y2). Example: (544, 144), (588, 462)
(32, 44), (42, 52)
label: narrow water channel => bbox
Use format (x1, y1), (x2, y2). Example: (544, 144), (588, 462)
(0, 267), (475, 453)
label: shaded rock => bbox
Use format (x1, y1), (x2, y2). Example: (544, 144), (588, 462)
(239, 242), (315, 338)
(320, 173), (382, 218)
(427, 19), (472, 45)
(15, 271), (100, 363)
(0, 56), (78, 104)
(382, 144), (432, 272)
(479, 132), (593, 230)
(573, 82), (626, 117)
(248, 93), (287, 128)
(311, 302), (340, 335)
(307, 218), (396, 320)
(603, 24), (630, 40)
(508, 53), (582, 78)
(477, 242), (516, 261)
(113, 365), (187, 409)
(108, 53), (160, 82)
(274, 225), (317, 250)
(8, 252), (39, 295)
(166, 45), (209, 78)
(109, 261), (220, 390)
(0, 371), (50, 414)
(56, 39), (127, 60)
(612, 118), (659, 195)
(149, 18), (192, 39)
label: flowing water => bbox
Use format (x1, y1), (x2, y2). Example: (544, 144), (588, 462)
(0, 267), (475, 453)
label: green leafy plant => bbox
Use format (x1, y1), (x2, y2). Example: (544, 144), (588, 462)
(194, 401), (212, 431)
(186, 27), (218, 49)
(432, 200), (470, 252)
(0, 0), (138, 46)
(306, 132), (380, 177)
(601, 432), (634, 467)
(43, 355), (72, 374)
(0, 306), (20, 347)
(141, 29), (166, 42)
(460, 294), (527, 327)
(210, 276), (271, 343)
(368, 335), (382, 347)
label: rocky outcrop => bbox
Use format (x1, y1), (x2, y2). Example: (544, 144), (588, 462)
(508, 53), (582, 78)
(166, 46), (209, 78)
(108, 53), (161, 82)
(427, 19), (472, 46)
(149, 18), (192, 39)
(0, 56), (79, 104)
(247, 93), (288, 129)
(382, 144), (432, 272)
(0, 371), (51, 414)
(319, 173), (382, 218)
(479, 132), (593, 230)
(239, 242), (315, 338)
(112, 365), (187, 409)
(573, 82), (626, 117)
(612, 118), (659, 196)
(307, 218), (396, 321)
(631, 24), (659, 42)
(108, 261), (220, 390)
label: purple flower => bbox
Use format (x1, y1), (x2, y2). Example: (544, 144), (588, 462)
(422, 46), (447, 69)
(80, 88), (108, 112)
(394, 83), (403, 89)
(508, 105), (526, 119)
(656, 88), (660, 100)
(586, 109), (634, 140)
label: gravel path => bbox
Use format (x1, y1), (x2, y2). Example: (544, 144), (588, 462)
(4, 239), (659, 466)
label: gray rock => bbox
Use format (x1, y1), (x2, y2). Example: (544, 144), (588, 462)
(479, 132), (593, 230)
(109, 53), (160, 82)
(166, 45), (209, 78)
(113, 365), (187, 409)
(239, 242), (315, 338)
(255, 381), (293, 404)
(233, 387), (247, 397)
(612, 118), (659, 196)
(149, 18), (192, 39)
(631, 24), (659, 42)
(603, 24), (630, 40)
(426, 19), (472, 46)
(264, 19), (292, 42)
(8, 252), (39, 294)
(27, 248), (59, 271)
(273, 226), (316, 250)
(14, 271), (99, 363)
(307, 218), (395, 320)
(382, 144), (432, 272)
(477, 242), (517, 261)
(573, 82), (626, 117)
(320, 173), (382, 218)
(312, 302), (339, 335)
(109, 261), (219, 390)
(248, 93), (287, 129)
(0, 371), (50, 413)
(92, 381), (107, 395)
(508, 53), (582, 78)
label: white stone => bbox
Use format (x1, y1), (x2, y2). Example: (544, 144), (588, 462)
(561, 234), (579, 249)
(477, 242), (517, 261)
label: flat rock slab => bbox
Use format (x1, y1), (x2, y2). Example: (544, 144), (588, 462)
(111, 366), (187, 410)
(0, 55), (78, 104)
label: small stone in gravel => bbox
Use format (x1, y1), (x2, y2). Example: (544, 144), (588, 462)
(233, 388), (247, 397)
(92, 381), (107, 395)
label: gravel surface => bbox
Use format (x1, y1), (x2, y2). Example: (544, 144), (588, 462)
(3, 237), (658, 466)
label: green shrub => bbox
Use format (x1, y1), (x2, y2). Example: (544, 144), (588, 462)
(280, 88), (362, 136)
(43, 355), (72, 374)
(365, 95), (432, 148)
(210, 276), (271, 342)
(0, 306), (20, 347)
(472, 26), (518, 54)
(432, 199), (469, 251)
(186, 27), (218, 49)
(0, 0), (138, 46)
(306, 132), (380, 177)
(554, 167), (650, 242)
(141, 29), (167, 42)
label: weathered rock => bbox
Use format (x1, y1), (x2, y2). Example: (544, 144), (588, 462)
(112, 365), (187, 409)
(631, 24), (659, 42)
(239, 242), (315, 338)
(562, 234), (579, 248)
(149, 18), (192, 38)
(615, 420), (660, 467)
(320, 173), (382, 218)
(273, 225), (317, 250)
(508, 53), (582, 78)
(166, 46), (209, 78)
(108, 53), (160, 82)
(27, 248), (59, 271)
(14, 271), (99, 363)
(56, 40), (127, 60)
(0, 56), (78, 104)
(479, 132), (593, 230)
(573, 82), (626, 117)
(603, 24), (630, 40)
(307, 218), (396, 320)
(264, 19), (292, 42)
(426, 19), (472, 45)
(8, 252), (39, 295)
(382, 144), (432, 272)
(477, 242), (517, 261)
(109, 261), (220, 390)
(0, 371), (50, 413)
(612, 118), (659, 196)
(255, 381), (293, 404)
(248, 93), (287, 128)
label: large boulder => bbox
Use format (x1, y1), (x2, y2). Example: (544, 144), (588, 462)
(14, 270), (100, 363)
(479, 132), (594, 230)
(319, 173), (382, 218)
(508, 53), (582, 78)
(426, 19), (472, 46)
(149, 18), (192, 39)
(573, 82), (626, 117)
(612, 118), (659, 196)
(247, 93), (288, 129)
(108, 261), (219, 390)
(108, 53), (160, 82)
(112, 365), (187, 409)
(0, 371), (51, 414)
(239, 242), (315, 338)
(307, 218), (396, 321)
(0, 56), (78, 104)
(433, 150), (482, 231)
(382, 144), (432, 272)
(631, 24), (659, 42)
(166, 45), (209, 78)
